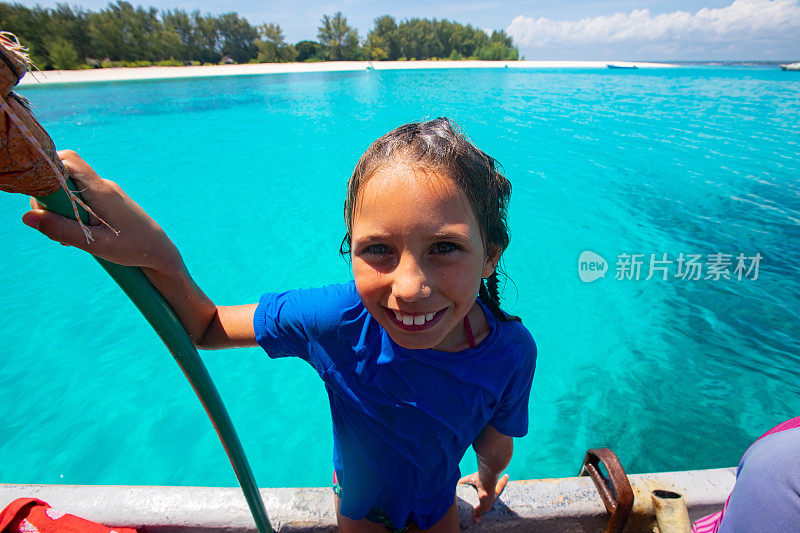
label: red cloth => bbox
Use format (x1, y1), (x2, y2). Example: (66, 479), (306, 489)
(0, 498), (138, 533)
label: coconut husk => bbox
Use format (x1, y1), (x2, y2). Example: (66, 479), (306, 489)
(1, 93), (66, 196)
(0, 31), (66, 197)
(0, 32), (28, 96)
(0, 31), (112, 242)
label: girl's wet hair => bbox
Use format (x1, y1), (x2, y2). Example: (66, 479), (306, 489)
(341, 117), (520, 322)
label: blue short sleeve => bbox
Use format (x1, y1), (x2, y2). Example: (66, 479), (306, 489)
(488, 328), (536, 437)
(253, 282), (363, 375)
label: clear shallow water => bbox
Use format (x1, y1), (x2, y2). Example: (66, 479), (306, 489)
(1, 67), (799, 488)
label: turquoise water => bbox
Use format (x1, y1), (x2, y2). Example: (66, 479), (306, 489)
(1, 67), (799, 488)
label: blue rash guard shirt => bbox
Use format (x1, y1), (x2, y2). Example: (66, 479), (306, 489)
(254, 281), (536, 529)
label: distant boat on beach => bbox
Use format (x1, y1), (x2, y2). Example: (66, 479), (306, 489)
(607, 63), (638, 69)
(780, 62), (800, 71)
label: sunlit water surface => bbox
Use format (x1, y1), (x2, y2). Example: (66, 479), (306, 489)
(1, 67), (799, 487)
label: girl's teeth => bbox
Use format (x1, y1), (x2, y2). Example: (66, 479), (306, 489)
(393, 310), (438, 326)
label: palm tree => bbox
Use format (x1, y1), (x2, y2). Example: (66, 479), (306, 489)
(317, 12), (359, 61)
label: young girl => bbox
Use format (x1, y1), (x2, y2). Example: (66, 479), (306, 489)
(22, 117), (536, 532)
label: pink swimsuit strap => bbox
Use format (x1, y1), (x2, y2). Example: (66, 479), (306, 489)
(464, 314), (476, 349)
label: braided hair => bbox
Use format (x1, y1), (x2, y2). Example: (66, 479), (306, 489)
(341, 117), (520, 322)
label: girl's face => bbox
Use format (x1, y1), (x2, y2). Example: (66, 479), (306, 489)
(350, 161), (498, 351)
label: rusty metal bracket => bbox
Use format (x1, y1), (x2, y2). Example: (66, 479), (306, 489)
(579, 448), (634, 533)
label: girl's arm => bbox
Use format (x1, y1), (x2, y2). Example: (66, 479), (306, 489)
(458, 424), (513, 522)
(22, 150), (257, 350)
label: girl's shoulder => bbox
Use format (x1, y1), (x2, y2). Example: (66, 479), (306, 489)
(482, 302), (535, 344)
(488, 309), (537, 365)
(255, 280), (363, 336)
(254, 280), (366, 363)
(259, 280), (360, 310)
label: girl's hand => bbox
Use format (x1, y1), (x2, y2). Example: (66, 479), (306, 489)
(21, 150), (182, 274)
(457, 471), (509, 523)
(20, 149), (237, 348)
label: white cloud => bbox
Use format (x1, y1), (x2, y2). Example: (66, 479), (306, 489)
(507, 0), (800, 49)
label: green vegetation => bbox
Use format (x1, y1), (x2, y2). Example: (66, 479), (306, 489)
(47, 37), (82, 69)
(365, 16), (519, 61)
(0, 2), (519, 69)
(317, 12), (360, 61)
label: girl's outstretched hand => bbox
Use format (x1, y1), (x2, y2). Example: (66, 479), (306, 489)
(20, 150), (236, 348)
(457, 471), (509, 523)
(21, 150), (182, 273)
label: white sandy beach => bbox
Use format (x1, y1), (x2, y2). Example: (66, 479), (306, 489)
(18, 60), (675, 86)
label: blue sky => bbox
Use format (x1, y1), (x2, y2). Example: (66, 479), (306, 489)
(15, 0), (800, 60)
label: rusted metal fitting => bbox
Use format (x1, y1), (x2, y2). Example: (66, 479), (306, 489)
(579, 448), (634, 533)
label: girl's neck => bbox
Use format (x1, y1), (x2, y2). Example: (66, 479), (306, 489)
(439, 302), (491, 352)
(466, 301), (491, 346)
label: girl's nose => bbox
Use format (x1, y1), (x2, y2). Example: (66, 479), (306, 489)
(392, 253), (432, 302)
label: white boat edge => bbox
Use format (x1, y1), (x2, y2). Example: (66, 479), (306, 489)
(1, 467), (736, 532)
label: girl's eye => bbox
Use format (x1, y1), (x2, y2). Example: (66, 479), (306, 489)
(363, 244), (389, 255)
(432, 242), (458, 254)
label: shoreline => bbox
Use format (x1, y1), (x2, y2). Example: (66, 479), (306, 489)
(18, 60), (675, 86)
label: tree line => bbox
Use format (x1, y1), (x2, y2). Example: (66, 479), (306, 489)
(0, 2), (519, 70)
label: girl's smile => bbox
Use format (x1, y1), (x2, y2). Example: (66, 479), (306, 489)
(350, 161), (499, 351)
(384, 306), (447, 331)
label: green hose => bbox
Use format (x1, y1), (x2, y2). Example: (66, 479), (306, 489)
(37, 181), (272, 533)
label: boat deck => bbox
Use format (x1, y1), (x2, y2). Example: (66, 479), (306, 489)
(0, 467), (735, 532)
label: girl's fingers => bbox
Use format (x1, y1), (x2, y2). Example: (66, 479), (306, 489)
(457, 473), (477, 486)
(460, 472), (509, 523)
(495, 473), (509, 496)
(23, 208), (115, 256)
(31, 152), (103, 225)
(474, 493), (491, 522)
(58, 150), (116, 211)
(57, 150), (102, 188)
(56, 151), (132, 227)
(23, 209), (85, 249)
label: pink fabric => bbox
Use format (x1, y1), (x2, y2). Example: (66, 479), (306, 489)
(691, 417), (800, 533)
(756, 416), (800, 440)
(692, 508), (727, 533)
(464, 315), (476, 349)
